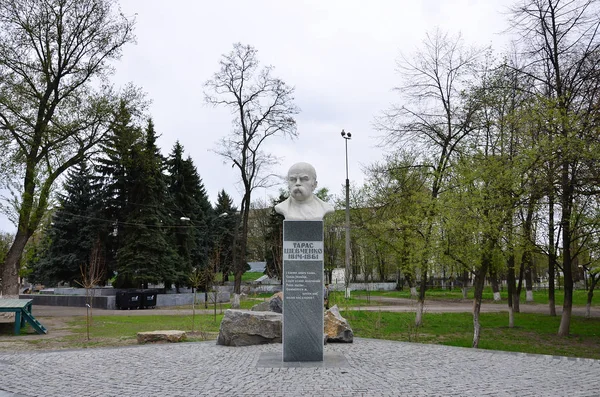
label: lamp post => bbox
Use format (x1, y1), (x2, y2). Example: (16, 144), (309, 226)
(341, 129), (352, 298)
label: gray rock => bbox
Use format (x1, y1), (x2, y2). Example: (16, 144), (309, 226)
(249, 291), (283, 313)
(217, 309), (282, 346)
(269, 291), (283, 313)
(324, 305), (353, 343)
(250, 301), (271, 312)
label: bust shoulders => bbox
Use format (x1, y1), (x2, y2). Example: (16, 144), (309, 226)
(275, 196), (334, 220)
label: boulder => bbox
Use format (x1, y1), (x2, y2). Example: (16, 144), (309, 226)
(269, 292), (283, 313)
(217, 309), (282, 346)
(324, 305), (353, 343)
(250, 301), (271, 312)
(249, 291), (283, 313)
(137, 330), (187, 344)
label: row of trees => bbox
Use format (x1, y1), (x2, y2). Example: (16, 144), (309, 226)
(0, 0), (136, 294)
(27, 102), (240, 289)
(1, 0), (597, 348)
(0, 0), (298, 296)
(353, 0), (600, 343)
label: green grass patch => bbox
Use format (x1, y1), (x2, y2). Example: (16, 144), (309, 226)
(69, 314), (223, 340)
(342, 310), (600, 359)
(4, 306), (598, 359)
(213, 271), (264, 283)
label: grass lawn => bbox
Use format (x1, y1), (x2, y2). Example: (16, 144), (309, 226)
(70, 314), (224, 341)
(342, 310), (600, 359)
(3, 303), (597, 359)
(45, 310), (596, 359)
(213, 271), (264, 283)
(2, 288), (598, 358)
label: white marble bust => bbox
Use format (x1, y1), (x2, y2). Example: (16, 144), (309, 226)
(275, 162), (334, 221)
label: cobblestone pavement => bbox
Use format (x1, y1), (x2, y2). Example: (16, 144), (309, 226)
(0, 338), (598, 397)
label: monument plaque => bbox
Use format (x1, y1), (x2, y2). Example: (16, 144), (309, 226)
(283, 220), (324, 362)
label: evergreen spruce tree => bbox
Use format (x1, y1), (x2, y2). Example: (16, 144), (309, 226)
(166, 142), (213, 289)
(94, 100), (143, 280)
(264, 193), (286, 280)
(213, 190), (238, 281)
(33, 161), (104, 285)
(116, 119), (177, 288)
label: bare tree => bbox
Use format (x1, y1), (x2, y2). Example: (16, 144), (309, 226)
(508, 0), (600, 336)
(204, 43), (299, 297)
(0, 0), (136, 294)
(77, 238), (105, 341)
(375, 29), (482, 326)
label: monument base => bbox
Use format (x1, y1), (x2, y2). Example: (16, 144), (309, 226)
(257, 352), (349, 368)
(282, 220), (324, 362)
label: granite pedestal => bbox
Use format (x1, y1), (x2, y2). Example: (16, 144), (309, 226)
(282, 220), (324, 362)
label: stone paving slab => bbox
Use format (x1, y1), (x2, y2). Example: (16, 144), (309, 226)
(257, 352), (349, 368)
(0, 338), (598, 396)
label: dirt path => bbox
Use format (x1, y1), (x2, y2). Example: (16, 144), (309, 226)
(351, 295), (600, 317)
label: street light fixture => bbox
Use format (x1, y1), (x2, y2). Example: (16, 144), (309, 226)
(341, 129), (352, 298)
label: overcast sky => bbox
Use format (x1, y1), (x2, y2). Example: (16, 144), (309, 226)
(0, 0), (516, 233)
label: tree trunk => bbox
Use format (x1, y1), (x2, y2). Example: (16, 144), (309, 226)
(548, 190), (557, 316)
(523, 251), (534, 302)
(508, 306), (515, 328)
(472, 300), (482, 348)
(472, 300), (481, 349)
(585, 276), (597, 319)
(472, 247), (491, 348)
(557, 161), (573, 337)
(461, 270), (469, 299)
(515, 258), (524, 312)
(507, 252), (518, 322)
(415, 300), (424, 327)
(231, 293), (240, 309)
(415, 271), (427, 327)
(233, 193), (250, 295)
(489, 268), (501, 301)
(1, 231), (30, 295)
(526, 290), (534, 302)
(406, 274), (417, 297)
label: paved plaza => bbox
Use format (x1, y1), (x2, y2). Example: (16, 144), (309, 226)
(0, 338), (598, 396)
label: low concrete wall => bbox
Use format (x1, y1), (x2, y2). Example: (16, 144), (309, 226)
(21, 294), (117, 309)
(157, 292), (230, 306)
(52, 287), (118, 296)
(20, 291), (230, 310)
(216, 285), (282, 295)
(329, 282), (397, 292)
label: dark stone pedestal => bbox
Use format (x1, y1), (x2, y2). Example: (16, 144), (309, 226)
(282, 220), (324, 362)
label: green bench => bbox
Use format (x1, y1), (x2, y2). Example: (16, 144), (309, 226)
(0, 299), (47, 335)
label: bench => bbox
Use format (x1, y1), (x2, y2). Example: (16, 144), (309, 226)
(0, 299), (47, 335)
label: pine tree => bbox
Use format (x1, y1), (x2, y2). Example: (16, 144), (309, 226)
(33, 161), (105, 285)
